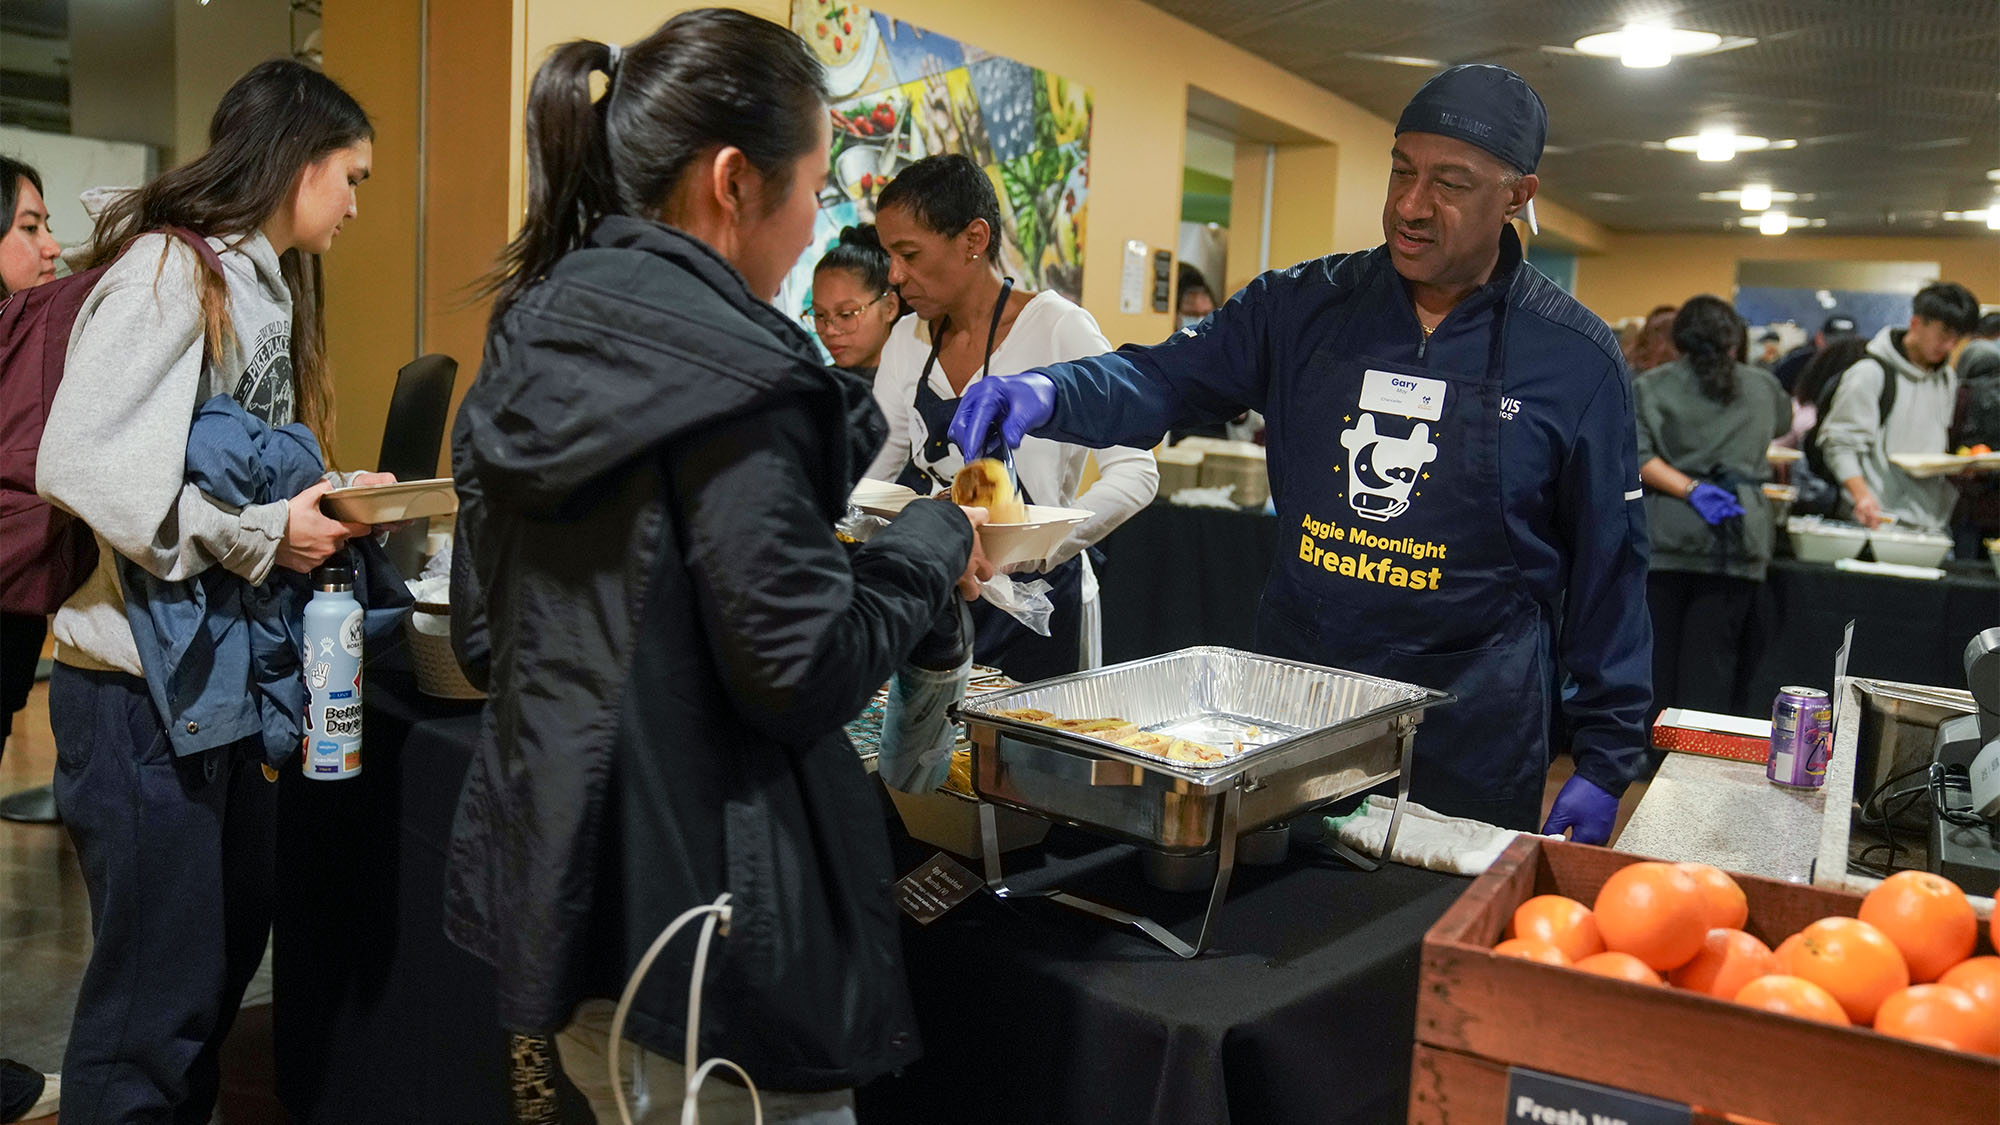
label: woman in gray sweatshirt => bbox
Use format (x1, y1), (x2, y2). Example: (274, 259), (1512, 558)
(34, 61), (385, 1123)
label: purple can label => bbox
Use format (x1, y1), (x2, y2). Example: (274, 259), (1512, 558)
(1768, 687), (1832, 788)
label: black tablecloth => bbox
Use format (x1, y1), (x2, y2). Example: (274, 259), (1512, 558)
(271, 668), (508, 1124)
(858, 828), (1466, 1125)
(271, 668), (1468, 1124)
(1099, 503), (1999, 702)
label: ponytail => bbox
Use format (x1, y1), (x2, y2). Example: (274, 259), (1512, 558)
(483, 39), (618, 315)
(1671, 295), (1744, 405)
(487, 8), (829, 315)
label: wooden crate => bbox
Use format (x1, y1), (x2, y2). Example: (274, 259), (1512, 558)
(1412, 836), (2000, 1125)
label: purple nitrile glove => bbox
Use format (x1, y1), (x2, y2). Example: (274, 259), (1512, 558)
(948, 372), (1057, 458)
(1540, 775), (1618, 845)
(1687, 481), (1745, 526)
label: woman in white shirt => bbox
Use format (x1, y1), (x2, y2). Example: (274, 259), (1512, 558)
(869, 154), (1157, 680)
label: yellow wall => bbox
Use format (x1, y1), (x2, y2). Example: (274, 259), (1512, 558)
(423, 0), (522, 463)
(320, 0), (420, 471)
(1574, 232), (2000, 324)
(512, 0), (1398, 346)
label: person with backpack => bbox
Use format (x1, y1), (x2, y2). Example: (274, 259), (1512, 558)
(31, 61), (385, 1122)
(0, 150), (64, 1125)
(1816, 282), (1980, 530)
(1632, 296), (1790, 731)
(1, 155), (63, 769)
(443, 11), (989, 1121)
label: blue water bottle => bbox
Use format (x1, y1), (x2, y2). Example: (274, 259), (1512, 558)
(302, 551), (364, 779)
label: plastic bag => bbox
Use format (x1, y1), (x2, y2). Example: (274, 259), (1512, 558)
(836, 505), (890, 544)
(979, 572), (1053, 636)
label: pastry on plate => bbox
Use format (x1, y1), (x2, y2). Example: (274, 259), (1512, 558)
(952, 458), (1027, 523)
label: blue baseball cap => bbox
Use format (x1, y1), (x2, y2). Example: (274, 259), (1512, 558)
(1395, 64), (1548, 176)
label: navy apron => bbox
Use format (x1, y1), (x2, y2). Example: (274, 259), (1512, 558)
(1254, 261), (1551, 830)
(903, 281), (1086, 683)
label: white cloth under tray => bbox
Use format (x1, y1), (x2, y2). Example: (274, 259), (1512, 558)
(1324, 795), (1555, 876)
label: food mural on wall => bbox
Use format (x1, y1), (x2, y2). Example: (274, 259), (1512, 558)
(783, 2), (1093, 314)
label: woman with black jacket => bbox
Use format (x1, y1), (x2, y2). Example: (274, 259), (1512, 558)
(443, 10), (989, 1121)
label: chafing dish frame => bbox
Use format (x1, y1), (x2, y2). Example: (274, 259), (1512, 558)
(953, 647), (1452, 957)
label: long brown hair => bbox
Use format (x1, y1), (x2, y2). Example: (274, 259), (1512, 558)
(485, 9), (827, 316)
(86, 59), (371, 451)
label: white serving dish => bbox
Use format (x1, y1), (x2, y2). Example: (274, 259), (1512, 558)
(321, 477), (457, 523)
(849, 481), (1085, 569)
(981, 505), (1091, 569)
(849, 477), (922, 518)
(1866, 526), (1951, 568)
(1786, 516), (1868, 563)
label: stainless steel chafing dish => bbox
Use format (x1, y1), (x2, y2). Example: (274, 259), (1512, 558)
(952, 646), (1452, 957)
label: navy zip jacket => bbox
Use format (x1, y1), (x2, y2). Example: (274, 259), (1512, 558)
(1034, 228), (1651, 802)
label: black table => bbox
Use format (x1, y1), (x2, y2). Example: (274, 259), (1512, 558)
(271, 668), (509, 1124)
(859, 828), (1466, 1125)
(272, 669), (1468, 1124)
(1099, 503), (1999, 704)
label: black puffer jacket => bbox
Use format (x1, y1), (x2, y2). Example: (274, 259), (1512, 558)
(444, 217), (971, 1089)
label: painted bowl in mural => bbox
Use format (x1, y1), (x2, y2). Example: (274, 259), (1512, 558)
(834, 140), (911, 204)
(802, 5), (880, 99)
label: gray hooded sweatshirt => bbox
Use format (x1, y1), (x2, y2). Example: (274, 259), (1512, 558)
(39, 230), (298, 675)
(1819, 324), (1958, 531)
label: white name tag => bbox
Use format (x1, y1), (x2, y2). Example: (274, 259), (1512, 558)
(1359, 369), (1447, 422)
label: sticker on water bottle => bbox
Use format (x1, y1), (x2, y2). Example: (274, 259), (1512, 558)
(340, 608), (364, 657)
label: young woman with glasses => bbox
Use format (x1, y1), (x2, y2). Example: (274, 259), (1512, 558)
(804, 223), (901, 382)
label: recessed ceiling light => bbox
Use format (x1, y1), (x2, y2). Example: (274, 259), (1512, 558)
(1574, 25), (1725, 68)
(1665, 132), (1773, 161)
(1700, 189), (1806, 207)
(1987, 168), (2000, 183)
(1942, 209), (2000, 230)
(1342, 51), (1448, 69)
(1739, 212), (1817, 234)
(1739, 184), (1772, 211)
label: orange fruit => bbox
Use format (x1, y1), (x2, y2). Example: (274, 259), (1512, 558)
(1859, 871), (1977, 982)
(1507, 895), (1604, 963)
(1495, 938), (1570, 965)
(1575, 951), (1664, 985)
(1873, 985), (2000, 1055)
(1938, 957), (2000, 1026)
(1773, 931), (1805, 973)
(1676, 863), (1750, 931)
(1671, 928), (1778, 998)
(1787, 917), (1909, 1024)
(1593, 861), (1710, 971)
(1733, 975), (1850, 1025)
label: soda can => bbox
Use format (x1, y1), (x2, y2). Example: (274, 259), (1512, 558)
(1768, 687), (1833, 788)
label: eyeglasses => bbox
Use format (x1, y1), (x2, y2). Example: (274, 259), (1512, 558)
(802, 292), (891, 333)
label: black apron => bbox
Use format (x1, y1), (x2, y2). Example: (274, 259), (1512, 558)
(902, 281), (1086, 683)
(1254, 259), (1551, 830)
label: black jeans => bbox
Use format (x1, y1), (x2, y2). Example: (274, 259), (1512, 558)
(49, 664), (276, 1125)
(1647, 570), (1760, 724)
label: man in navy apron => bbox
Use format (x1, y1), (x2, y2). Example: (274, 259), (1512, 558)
(948, 65), (1649, 842)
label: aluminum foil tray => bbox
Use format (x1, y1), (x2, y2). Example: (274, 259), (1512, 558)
(955, 647), (1451, 852)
